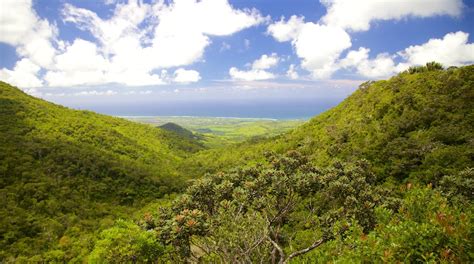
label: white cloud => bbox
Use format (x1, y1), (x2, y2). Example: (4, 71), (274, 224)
(229, 53), (280, 81)
(0, 58), (43, 88)
(399, 31), (474, 67)
(267, 16), (351, 79)
(340, 47), (397, 78)
(44, 39), (108, 86)
(267, 2), (467, 80)
(0, 0), (264, 88)
(340, 31), (474, 79)
(229, 67), (275, 81)
(173, 68), (201, 83)
(286, 64), (299, 80)
(0, 0), (57, 68)
(53, 39), (108, 72)
(267, 15), (305, 42)
(321, 0), (463, 31)
(56, 0), (264, 86)
(63, 0), (264, 70)
(74, 90), (117, 96)
(63, 1), (151, 55)
(294, 23), (351, 78)
(252, 53), (280, 70)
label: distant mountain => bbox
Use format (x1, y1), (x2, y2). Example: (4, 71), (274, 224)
(159, 122), (196, 139)
(0, 82), (201, 261)
(185, 65), (474, 184)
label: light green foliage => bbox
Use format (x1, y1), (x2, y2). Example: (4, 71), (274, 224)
(88, 220), (168, 263)
(0, 82), (201, 261)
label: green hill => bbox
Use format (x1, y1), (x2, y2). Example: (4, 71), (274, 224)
(1, 64), (473, 262)
(184, 65), (474, 185)
(159, 122), (198, 139)
(0, 82), (201, 261)
(130, 64), (473, 263)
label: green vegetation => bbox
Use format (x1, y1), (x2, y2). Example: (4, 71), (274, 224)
(0, 82), (202, 261)
(1, 63), (473, 262)
(159, 122), (199, 140)
(184, 64), (474, 184)
(125, 116), (305, 148)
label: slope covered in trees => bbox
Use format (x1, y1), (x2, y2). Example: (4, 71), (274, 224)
(95, 64), (472, 263)
(159, 122), (200, 141)
(1, 64), (473, 262)
(184, 64), (474, 185)
(130, 64), (472, 262)
(0, 82), (203, 261)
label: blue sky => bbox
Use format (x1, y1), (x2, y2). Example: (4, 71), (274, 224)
(1, 0), (473, 118)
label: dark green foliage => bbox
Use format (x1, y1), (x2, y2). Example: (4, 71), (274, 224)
(159, 122), (205, 153)
(0, 82), (197, 261)
(159, 122), (196, 139)
(407, 61), (444, 74)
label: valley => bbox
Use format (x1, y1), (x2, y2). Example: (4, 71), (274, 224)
(1, 64), (472, 262)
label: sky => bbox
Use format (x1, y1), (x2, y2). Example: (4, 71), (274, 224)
(1, 0), (473, 118)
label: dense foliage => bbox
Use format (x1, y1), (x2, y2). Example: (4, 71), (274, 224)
(1, 63), (473, 262)
(184, 64), (474, 185)
(0, 82), (203, 261)
(99, 150), (472, 263)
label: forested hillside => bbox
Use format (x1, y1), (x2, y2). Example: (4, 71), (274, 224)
(1, 64), (473, 263)
(0, 82), (203, 261)
(120, 64), (472, 263)
(184, 64), (474, 185)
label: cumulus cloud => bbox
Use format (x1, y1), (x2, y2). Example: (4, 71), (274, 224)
(62, 0), (264, 69)
(229, 53), (280, 81)
(321, 0), (463, 31)
(399, 31), (474, 67)
(341, 31), (474, 79)
(268, 1), (467, 80)
(294, 23), (351, 78)
(340, 47), (398, 78)
(267, 15), (305, 42)
(252, 53), (280, 70)
(268, 17), (351, 79)
(0, 58), (43, 88)
(0, 0), (264, 88)
(0, 0), (57, 68)
(173, 68), (201, 83)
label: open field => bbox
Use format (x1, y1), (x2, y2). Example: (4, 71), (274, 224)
(122, 116), (306, 147)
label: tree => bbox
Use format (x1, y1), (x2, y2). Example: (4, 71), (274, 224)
(146, 151), (386, 263)
(89, 220), (168, 263)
